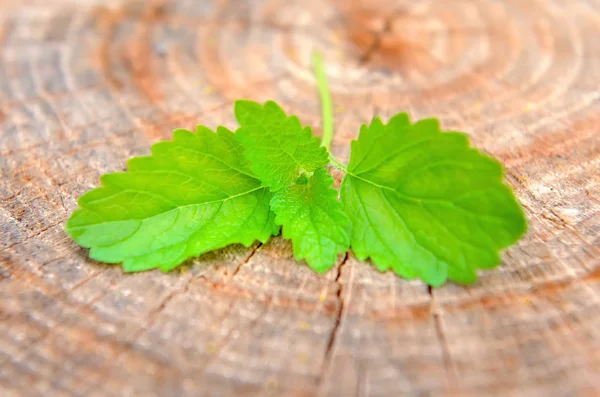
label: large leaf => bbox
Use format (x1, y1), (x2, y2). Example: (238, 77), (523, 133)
(66, 126), (278, 272)
(341, 113), (527, 286)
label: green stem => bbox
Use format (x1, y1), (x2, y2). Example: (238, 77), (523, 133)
(312, 50), (348, 173)
(329, 153), (348, 172)
(312, 51), (334, 150)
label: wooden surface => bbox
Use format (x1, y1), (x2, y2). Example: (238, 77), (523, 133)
(1, 0), (599, 395)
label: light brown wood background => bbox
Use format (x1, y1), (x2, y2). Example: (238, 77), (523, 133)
(1, 0), (599, 396)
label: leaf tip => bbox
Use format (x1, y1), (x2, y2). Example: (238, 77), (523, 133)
(234, 99), (260, 122)
(99, 172), (121, 188)
(370, 116), (384, 128)
(414, 117), (441, 133)
(264, 100), (283, 112)
(312, 265), (333, 274)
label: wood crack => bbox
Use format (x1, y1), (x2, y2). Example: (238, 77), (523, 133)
(129, 244), (264, 345)
(429, 285), (460, 395)
(226, 242), (262, 282)
(358, 19), (391, 65)
(316, 252), (349, 393)
(0, 220), (64, 254)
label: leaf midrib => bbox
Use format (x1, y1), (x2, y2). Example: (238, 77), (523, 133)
(68, 185), (266, 229)
(344, 171), (511, 225)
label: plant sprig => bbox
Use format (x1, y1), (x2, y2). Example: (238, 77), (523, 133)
(66, 51), (527, 286)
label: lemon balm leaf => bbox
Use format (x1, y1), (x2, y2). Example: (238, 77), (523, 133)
(66, 126), (279, 272)
(270, 168), (349, 273)
(234, 100), (329, 191)
(341, 114), (527, 287)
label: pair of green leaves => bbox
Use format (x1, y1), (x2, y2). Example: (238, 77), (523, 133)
(66, 100), (526, 286)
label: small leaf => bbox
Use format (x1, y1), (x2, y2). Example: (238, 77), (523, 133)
(271, 168), (349, 273)
(66, 126), (279, 272)
(234, 100), (329, 191)
(341, 114), (527, 286)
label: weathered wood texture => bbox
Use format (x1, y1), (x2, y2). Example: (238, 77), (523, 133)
(1, 0), (599, 395)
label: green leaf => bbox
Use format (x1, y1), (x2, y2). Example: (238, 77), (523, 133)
(234, 100), (329, 191)
(66, 126), (279, 272)
(341, 114), (527, 286)
(271, 168), (349, 273)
